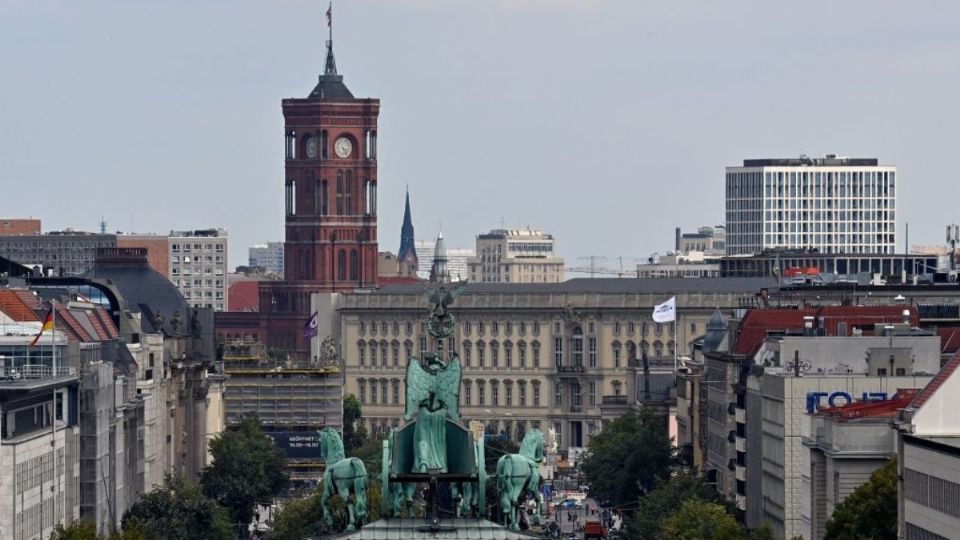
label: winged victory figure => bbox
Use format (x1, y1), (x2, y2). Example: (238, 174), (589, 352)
(402, 282), (467, 473)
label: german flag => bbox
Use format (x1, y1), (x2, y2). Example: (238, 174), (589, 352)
(29, 308), (54, 346)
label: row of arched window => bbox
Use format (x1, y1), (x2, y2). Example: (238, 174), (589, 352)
(461, 378), (542, 408)
(460, 340), (541, 369)
(285, 130), (377, 161)
(285, 174), (376, 217)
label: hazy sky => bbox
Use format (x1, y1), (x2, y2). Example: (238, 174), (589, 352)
(2, 1), (958, 270)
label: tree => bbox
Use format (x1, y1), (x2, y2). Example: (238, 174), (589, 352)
(629, 472), (729, 540)
(579, 408), (673, 508)
(661, 499), (744, 540)
(343, 394), (368, 451)
(122, 476), (233, 540)
(824, 459), (897, 540)
(747, 523), (777, 540)
(266, 491), (325, 540)
(50, 521), (98, 540)
(201, 415), (289, 530)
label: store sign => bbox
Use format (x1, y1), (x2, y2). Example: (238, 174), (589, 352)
(806, 391), (888, 413)
(267, 432), (321, 459)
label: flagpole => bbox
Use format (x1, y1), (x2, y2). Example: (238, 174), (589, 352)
(51, 302), (57, 529)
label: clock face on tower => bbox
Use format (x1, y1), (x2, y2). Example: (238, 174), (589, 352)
(305, 137), (317, 159)
(334, 137), (353, 159)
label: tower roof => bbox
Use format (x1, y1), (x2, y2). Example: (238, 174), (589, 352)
(308, 5), (353, 100)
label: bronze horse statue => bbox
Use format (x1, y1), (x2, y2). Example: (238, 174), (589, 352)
(496, 429), (545, 530)
(319, 427), (368, 531)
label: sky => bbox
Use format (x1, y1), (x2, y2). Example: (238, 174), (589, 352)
(1, 1), (958, 271)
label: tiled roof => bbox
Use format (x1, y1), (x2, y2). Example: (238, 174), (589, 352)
(94, 305), (120, 339)
(0, 289), (42, 321)
(56, 305), (94, 342)
(731, 305), (918, 357)
(910, 351), (960, 410)
(732, 309), (816, 356)
(227, 280), (260, 312)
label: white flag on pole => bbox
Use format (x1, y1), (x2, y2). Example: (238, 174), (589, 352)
(652, 296), (677, 323)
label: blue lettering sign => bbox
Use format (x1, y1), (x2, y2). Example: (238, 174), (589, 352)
(805, 391), (888, 413)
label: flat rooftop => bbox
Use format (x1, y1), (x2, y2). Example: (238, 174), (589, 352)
(740, 156), (880, 167)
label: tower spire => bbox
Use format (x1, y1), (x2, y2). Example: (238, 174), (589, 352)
(309, 1), (352, 99)
(324, 2), (337, 76)
(398, 187), (418, 271)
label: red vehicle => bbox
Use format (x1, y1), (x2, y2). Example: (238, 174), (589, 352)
(583, 519), (606, 539)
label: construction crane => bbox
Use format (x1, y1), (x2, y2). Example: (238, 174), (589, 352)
(567, 255), (636, 278)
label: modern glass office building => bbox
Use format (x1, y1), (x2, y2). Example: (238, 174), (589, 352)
(725, 155), (896, 256)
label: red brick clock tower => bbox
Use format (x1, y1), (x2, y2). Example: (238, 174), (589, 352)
(282, 36), (380, 289)
(242, 19), (381, 356)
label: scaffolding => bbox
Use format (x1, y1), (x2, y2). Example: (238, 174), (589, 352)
(221, 338), (342, 488)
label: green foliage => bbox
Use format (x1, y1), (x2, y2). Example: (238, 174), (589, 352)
(824, 459), (897, 540)
(50, 520), (158, 540)
(580, 408), (673, 508)
(267, 491), (325, 540)
(201, 415), (289, 527)
(747, 523), (777, 540)
(629, 471), (728, 540)
(122, 476), (233, 540)
(50, 521), (98, 540)
(661, 499), (744, 540)
(343, 394), (368, 451)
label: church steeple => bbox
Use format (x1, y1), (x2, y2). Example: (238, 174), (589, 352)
(398, 187), (418, 269)
(309, 3), (353, 100)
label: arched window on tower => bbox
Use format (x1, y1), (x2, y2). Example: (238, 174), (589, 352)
(363, 180), (371, 215)
(337, 250), (346, 281)
(365, 130), (372, 159)
(285, 131), (296, 159)
(349, 249), (359, 281)
(371, 131), (377, 159)
(366, 181), (377, 215)
(285, 181), (296, 216)
(336, 170), (344, 215)
(318, 179), (328, 216)
(345, 170), (354, 215)
(321, 130), (328, 160)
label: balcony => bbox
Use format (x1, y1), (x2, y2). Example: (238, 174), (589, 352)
(569, 405), (582, 413)
(556, 365), (585, 375)
(735, 436), (746, 453)
(602, 395), (629, 406)
(735, 464), (746, 482)
(735, 406), (746, 424)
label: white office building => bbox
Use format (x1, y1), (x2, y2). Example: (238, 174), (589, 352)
(414, 239), (472, 281)
(169, 229), (228, 311)
(725, 155), (897, 256)
(248, 242), (284, 274)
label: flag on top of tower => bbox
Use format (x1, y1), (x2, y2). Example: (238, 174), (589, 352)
(326, 3), (332, 27)
(304, 311), (320, 339)
(652, 296), (676, 323)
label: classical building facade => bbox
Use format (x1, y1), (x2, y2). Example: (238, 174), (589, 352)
(336, 278), (772, 450)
